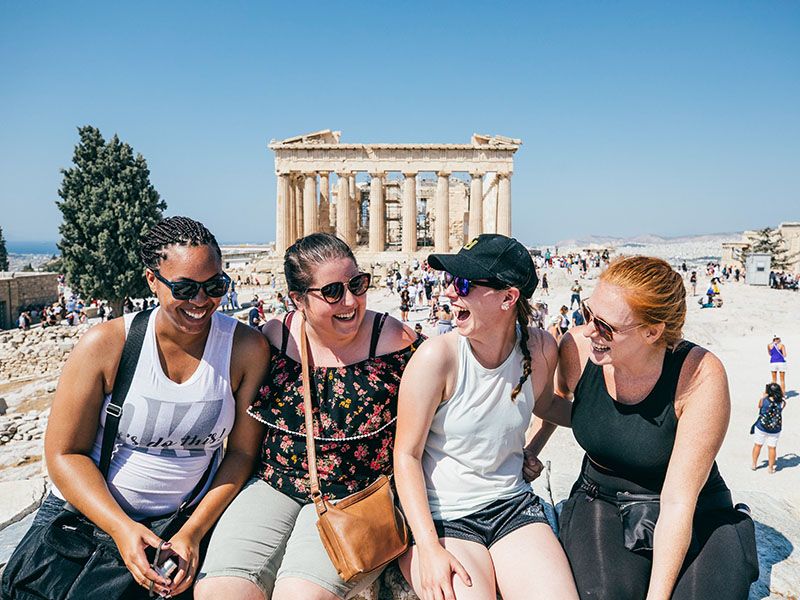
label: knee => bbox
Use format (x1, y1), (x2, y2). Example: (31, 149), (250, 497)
(195, 576), (264, 600)
(273, 579), (339, 600)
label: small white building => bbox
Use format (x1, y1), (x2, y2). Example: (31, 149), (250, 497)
(745, 253), (771, 286)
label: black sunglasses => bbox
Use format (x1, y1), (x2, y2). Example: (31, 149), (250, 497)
(444, 272), (508, 297)
(306, 273), (371, 304)
(151, 270), (231, 301)
(580, 301), (644, 343)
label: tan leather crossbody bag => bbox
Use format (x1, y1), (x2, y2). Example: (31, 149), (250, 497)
(299, 316), (410, 582)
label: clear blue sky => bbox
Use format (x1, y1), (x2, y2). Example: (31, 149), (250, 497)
(1, 1), (798, 246)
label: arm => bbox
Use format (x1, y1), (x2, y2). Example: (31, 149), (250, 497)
(647, 349), (730, 600)
(393, 336), (471, 598)
(44, 321), (173, 595)
(167, 324), (269, 593)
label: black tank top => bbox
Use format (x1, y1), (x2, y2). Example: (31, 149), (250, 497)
(572, 340), (727, 493)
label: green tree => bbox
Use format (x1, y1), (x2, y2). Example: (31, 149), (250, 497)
(57, 126), (166, 316)
(743, 227), (797, 271)
(0, 226), (8, 271)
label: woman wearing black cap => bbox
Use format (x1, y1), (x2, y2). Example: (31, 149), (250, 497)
(394, 234), (578, 600)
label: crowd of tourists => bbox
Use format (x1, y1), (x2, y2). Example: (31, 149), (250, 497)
(2, 216), (760, 600)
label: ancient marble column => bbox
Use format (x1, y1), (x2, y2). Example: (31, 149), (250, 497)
(402, 173), (417, 253)
(292, 175), (304, 241)
(497, 172), (512, 237)
(302, 173), (317, 236)
(469, 172), (484, 239)
(349, 173), (359, 244)
(287, 175), (297, 243)
(318, 172), (330, 234)
(336, 172), (352, 245)
(435, 171), (451, 253)
(369, 172), (385, 252)
(276, 173), (291, 254)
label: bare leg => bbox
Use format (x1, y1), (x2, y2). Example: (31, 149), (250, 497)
(273, 578), (340, 600)
(771, 371), (778, 385)
(751, 444), (762, 470)
(768, 446), (777, 473)
(490, 523), (579, 600)
(779, 372), (786, 395)
(399, 538), (497, 600)
(195, 577), (264, 600)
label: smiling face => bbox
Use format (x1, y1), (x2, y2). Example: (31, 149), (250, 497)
(582, 281), (654, 366)
(446, 279), (517, 339)
(146, 243), (224, 336)
(294, 257), (366, 339)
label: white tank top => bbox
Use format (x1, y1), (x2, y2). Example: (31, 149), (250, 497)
(423, 331), (535, 520)
(53, 307), (237, 519)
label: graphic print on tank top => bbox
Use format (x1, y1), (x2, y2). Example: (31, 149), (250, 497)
(115, 395), (229, 457)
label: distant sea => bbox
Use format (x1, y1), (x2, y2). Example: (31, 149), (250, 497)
(7, 241), (59, 255)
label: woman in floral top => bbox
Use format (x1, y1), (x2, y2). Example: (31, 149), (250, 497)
(197, 233), (419, 600)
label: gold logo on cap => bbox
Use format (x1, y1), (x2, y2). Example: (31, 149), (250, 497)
(463, 238), (479, 250)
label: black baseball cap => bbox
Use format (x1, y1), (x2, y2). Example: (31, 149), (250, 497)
(428, 234), (538, 298)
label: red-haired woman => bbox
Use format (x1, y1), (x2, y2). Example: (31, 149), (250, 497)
(550, 256), (758, 599)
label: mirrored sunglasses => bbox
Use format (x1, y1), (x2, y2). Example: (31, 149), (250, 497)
(444, 272), (508, 297)
(307, 272), (371, 304)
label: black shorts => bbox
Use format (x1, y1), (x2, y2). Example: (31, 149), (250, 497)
(419, 490), (550, 548)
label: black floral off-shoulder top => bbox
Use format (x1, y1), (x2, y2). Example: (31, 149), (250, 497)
(247, 311), (421, 504)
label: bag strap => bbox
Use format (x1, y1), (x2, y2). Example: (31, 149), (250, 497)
(300, 316), (329, 516)
(98, 309), (153, 479)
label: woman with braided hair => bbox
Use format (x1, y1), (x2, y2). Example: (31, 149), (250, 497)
(394, 234), (577, 600)
(3, 216), (269, 599)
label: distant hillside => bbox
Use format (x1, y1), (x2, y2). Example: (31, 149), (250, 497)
(555, 232), (740, 248)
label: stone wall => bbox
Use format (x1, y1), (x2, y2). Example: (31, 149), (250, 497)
(0, 323), (89, 381)
(0, 273), (59, 330)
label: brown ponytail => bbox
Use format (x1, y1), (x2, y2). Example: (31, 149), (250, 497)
(510, 299), (534, 401)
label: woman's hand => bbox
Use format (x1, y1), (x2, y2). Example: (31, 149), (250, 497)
(111, 521), (173, 596)
(418, 542), (472, 600)
(163, 529), (202, 596)
(523, 446), (544, 482)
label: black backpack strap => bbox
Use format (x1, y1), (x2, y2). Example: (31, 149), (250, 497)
(369, 312), (389, 359)
(98, 309), (153, 479)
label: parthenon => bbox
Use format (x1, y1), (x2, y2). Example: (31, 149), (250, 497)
(270, 130), (522, 255)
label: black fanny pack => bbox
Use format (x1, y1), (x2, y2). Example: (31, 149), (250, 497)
(578, 475), (732, 555)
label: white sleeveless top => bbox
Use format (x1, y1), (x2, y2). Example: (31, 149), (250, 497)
(53, 307), (237, 519)
(423, 331), (535, 520)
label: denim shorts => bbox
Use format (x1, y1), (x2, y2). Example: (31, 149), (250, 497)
(421, 490), (549, 548)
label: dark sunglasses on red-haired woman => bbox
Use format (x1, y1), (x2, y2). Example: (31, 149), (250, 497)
(581, 301), (645, 342)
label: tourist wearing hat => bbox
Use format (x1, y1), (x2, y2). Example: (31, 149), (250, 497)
(394, 234), (578, 600)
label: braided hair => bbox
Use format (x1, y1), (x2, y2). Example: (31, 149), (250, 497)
(139, 216), (221, 269)
(510, 298), (534, 401)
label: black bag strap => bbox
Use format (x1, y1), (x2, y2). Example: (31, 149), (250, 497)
(98, 309), (153, 479)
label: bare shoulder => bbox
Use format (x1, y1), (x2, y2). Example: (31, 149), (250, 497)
(527, 327), (557, 371)
(373, 311), (418, 355)
(63, 318), (126, 393)
(675, 344), (729, 414)
(262, 314), (289, 349)
(558, 326), (590, 393)
(72, 318), (126, 367)
(232, 321), (270, 364)
(405, 329), (457, 372)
